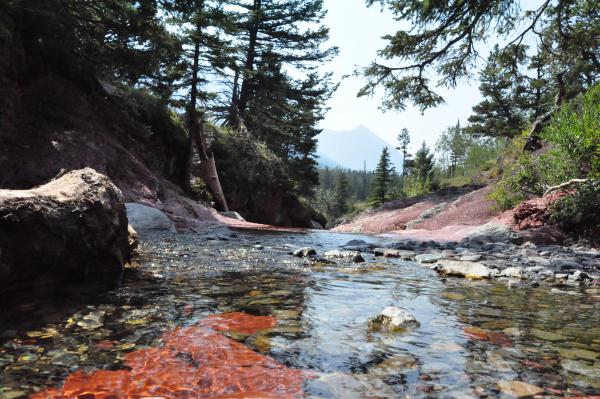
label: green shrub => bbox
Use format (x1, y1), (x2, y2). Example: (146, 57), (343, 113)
(550, 182), (600, 240)
(491, 84), (600, 211)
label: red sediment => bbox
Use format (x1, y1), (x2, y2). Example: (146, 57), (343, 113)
(30, 313), (307, 399)
(199, 312), (277, 335)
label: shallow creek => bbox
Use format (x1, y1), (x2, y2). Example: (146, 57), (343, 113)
(1, 229), (599, 398)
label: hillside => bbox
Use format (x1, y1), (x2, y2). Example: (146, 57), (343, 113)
(317, 126), (403, 170)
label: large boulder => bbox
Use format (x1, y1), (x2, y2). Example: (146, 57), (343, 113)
(126, 203), (176, 232)
(0, 168), (130, 292)
(463, 222), (522, 244)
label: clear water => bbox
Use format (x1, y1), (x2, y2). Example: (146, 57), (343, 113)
(1, 229), (599, 398)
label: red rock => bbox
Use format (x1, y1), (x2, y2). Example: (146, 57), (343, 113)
(30, 313), (306, 399)
(92, 340), (116, 350)
(199, 312), (277, 334)
(464, 327), (489, 341)
(487, 332), (513, 347)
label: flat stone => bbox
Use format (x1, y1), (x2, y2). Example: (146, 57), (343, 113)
(415, 253), (443, 264)
(374, 248), (415, 259)
(375, 354), (418, 370)
(551, 259), (581, 271)
(530, 328), (566, 342)
(435, 260), (491, 279)
(561, 359), (600, 378)
(460, 254), (484, 262)
(556, 347), (600, 361)
(497, 381), (544, 398)
(527, 256), (550, 266)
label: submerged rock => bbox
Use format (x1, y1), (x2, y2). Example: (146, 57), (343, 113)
(368, 306), (420, 332)
(497, 381), (544, 398)
(561, 359), (600, 379)
(435, 260), (492, 279)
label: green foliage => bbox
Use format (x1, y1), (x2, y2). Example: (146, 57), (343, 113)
(369, 147), (396, 206)
(413, 142), (434, 190)
(333, 173), (349, 216)
(539, 84), (600, 181)
(362, 0), (600, 116)
(465, 44), (531, 139)
(550, 182), (600, 239)
(492, 84), (600, 211)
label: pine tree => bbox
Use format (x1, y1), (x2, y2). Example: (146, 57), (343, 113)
(465, 45), (530, 139)
(436, 122), (470, 178)
(361, 0), (600, 117)
(413, 142), (434, 191)
(333, 172), (349, 217)
(168, 0), (239, 210)
(369, 147), (395, 206)
(396, 128), (411, 192)
(231, 0), (337, 120)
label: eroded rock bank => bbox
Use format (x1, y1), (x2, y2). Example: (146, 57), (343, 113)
(0, 168), (131, 293)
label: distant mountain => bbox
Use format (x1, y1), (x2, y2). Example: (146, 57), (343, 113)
(316, 125), (403, 171)
(315, 152), (341, 168)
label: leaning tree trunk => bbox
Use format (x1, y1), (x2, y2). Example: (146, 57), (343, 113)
(186, 11), (229, 212)
(194, 122), (229, 212)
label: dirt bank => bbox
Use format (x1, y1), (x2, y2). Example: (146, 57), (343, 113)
(334, 185), (567, 244)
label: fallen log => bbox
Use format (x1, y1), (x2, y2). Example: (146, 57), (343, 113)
(543, 178), (590, 196)
(0, 168), (131, 292)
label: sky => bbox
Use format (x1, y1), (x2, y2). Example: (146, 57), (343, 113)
(319, 0), (484, 153)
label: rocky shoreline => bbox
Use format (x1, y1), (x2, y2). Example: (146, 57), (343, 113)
(287, 232), (600, 289)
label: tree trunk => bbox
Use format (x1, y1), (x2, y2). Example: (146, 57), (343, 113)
(193, 123), (229, 211)
(186, 2), (229, 211)
(236, 0), (261, 116)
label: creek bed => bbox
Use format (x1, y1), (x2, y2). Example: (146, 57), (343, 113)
(1, 229), (599, 398)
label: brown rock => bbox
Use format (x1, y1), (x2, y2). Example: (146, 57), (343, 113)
(0, 168), (130, 292)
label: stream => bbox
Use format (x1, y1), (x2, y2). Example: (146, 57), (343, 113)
(1, 229), (599, 398)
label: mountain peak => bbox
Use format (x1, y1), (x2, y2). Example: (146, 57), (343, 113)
(316, 126), (402, 171)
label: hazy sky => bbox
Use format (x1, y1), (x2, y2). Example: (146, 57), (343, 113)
(319, 0), (484, 153)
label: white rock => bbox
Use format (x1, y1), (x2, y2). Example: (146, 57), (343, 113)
(125, 203), (176, 233)
(500, 267), (525, 279)
(324, 250), (364, 263)
(435, 260), (492, 279)
(369, 306), (420, 332)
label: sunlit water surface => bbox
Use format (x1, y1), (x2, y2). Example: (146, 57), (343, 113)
(1, 230), (599, 398)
